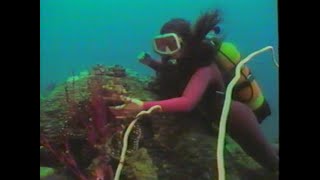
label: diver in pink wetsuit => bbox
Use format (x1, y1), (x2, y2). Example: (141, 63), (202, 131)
(112, 11), (279, 172)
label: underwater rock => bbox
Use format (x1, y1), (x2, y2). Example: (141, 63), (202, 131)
(146, 113), (275, 180)
(40, 64), (277, 180)
(106, 65), (127, 77)
(79, 70), (89, 77)
(92, 64), (108, 76)
(172, 132), (246, 180)
(173, 133), (218, 180)
(67, 75), (80, 83)
(123, 148), (158, 180)
(40, 65), (155, 179)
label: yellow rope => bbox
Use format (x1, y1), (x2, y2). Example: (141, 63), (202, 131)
(216, 46), (279, 180)
(114, 105), (162, 180)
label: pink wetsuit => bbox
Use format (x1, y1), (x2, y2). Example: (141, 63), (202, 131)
(143, 65), (220, 112)
(142, 61), (279, 171)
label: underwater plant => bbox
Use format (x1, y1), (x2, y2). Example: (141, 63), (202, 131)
(40, 133), (88, 180)
(40, 67), (125, 180)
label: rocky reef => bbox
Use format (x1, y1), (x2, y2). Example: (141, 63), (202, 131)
(40, 64), (277, 180)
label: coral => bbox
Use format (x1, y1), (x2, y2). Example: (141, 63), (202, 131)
(105, 65), (127, 77)
(40, 65), (155, 180)
(40, 133), (88, 180)
(92, 64), (108, 76)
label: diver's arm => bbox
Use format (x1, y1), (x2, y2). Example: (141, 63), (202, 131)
(143, 66), (214, 112)
(145, 59), (163, 71)
(138, 52), (163, 71)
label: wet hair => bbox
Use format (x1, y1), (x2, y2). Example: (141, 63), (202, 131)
(151, 10), (221, 100)
(160, 18), (192, 43)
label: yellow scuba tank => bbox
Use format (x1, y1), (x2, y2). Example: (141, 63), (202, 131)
(214, 41), (266, 111)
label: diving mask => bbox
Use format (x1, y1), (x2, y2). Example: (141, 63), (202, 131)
(153, 33), (182, 55)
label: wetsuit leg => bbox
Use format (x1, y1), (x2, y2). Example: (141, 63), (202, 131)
(227, 101), (279, 171)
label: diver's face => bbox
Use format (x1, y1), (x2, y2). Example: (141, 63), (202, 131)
(170, 49), (183, 59)
(167, 35), (184, 60)
(160, 48), (182, 65)
(154, 32), (184, 60)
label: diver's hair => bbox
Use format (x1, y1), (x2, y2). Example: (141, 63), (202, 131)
(160, 18), (192, 42)
(160, 10), (221, 45)
(185, 10), (221, 67)
(191, 10), (220, 43)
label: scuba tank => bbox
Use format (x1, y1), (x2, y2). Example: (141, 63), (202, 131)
(216, 42), (265, 111)
(205, 28), (267, 111)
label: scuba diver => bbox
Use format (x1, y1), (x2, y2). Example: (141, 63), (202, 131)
(139, 24), (271, 124)
(112, 10), (279, 172)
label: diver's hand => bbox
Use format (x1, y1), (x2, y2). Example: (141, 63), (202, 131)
(121, 97), (162, 118)
(137, 52), (153, 66)
(136, 105), (162, 118)
(109, 96), (144, 119)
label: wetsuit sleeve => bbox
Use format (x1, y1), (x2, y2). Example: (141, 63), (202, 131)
(143, 66), (214, 112)
(147, 60), (163, 71)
